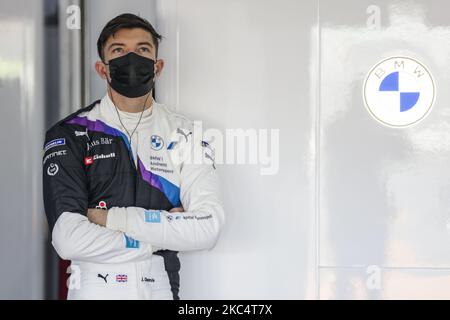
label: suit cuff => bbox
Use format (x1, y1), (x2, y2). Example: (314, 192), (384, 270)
(106, 207), (127, 232)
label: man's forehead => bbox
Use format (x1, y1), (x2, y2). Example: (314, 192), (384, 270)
(107, 28), (154, 46)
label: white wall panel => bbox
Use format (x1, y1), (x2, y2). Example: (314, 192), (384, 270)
(156, 0), (318, 299)
(319, 0), (450, 298)
(320, 267), (450, 299)
(0, 0), (45, 299)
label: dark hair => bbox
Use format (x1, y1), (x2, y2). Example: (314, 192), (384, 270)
(97, 13), (162, 62)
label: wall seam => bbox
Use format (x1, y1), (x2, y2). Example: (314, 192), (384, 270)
(314, 0), (322, 300)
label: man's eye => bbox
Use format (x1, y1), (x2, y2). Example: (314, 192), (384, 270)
(112, 48), (123, 53)
(139, 47), (150, 53)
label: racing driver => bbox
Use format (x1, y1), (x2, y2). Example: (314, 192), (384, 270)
(42, 13), (225, 300)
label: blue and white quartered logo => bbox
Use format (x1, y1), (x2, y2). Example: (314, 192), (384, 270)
(144, 210), (161, 223)
(44, 138), (65, 152)
(151, 135), (164, 151)
(363, 56), (435, 128)
(124, 235), (140, 248)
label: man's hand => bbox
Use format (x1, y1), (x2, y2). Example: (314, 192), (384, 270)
(87, 208), (108, 227)
(169, 206), (184, 213)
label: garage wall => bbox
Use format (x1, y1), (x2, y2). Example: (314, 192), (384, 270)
(156, 0), (318, 299)
(318, 0), (450, 299)
(0, 0), (45, 299)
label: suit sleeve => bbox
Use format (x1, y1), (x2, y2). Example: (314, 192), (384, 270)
(43, 125), (153, 263)
(106, 126), (225, 252)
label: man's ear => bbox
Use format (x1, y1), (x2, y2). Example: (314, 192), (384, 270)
(155, 58), (165, 77)
(95, 60), (108, 80)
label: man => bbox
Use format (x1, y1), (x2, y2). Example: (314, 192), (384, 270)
(42, 13), (225, 300)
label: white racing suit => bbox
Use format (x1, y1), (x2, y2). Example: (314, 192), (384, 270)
(43, 94), (224, 299)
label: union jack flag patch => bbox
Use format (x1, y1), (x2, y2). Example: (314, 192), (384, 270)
(116, 274), (128, 283)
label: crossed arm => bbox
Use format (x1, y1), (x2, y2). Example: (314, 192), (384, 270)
(87, 206), (184, 228)
(49, 164), (223, 263)
(43, 125), (225, 264)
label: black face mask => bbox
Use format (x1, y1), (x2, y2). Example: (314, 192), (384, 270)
(106, 52), (155, 98)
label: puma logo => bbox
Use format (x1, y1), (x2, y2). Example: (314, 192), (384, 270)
(75, 129), (90, 139)
(97, 273), (109, 283)
(177, 128), (192, 142)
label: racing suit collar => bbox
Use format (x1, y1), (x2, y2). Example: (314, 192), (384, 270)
(100, 93), (156, 131)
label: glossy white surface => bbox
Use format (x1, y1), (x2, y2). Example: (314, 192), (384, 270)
(319, 0), (450, 298)
(157, 0), (317, 299)
(320, 267), (450, 299)
(160, 0), (450, 299)
(0, 0), (45, 299)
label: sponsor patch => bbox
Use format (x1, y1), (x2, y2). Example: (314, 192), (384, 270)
(97, 273), (109, 283)
(167, 141), (178, 150)
(87, 138), (114, 150)
(43, 149), (67, 165)
(84, 156), (93, 166)
(47, 163), (59, 176)
(75, 130), (89, 138)
(151, 135), (164, 151)
(116, 274), (128, 283)
(93, 152), (115, 160)
(124, 235), (140, 249)
(95, 201), (107, 210)
(44, 138), (65, 152)
(144, 210), (161, 223)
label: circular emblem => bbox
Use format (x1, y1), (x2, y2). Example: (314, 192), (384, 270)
(151, 135), (164, 150)
(47, 163), (59, 176)
(363, 56), (435, 128)
(96, 201), (107, 210)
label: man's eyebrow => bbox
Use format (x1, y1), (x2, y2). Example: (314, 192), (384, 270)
(107, 42), (125, 50)
(137, 41), (154, 48)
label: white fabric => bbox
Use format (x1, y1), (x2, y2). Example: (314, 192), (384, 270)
(51, 93), (225, 300)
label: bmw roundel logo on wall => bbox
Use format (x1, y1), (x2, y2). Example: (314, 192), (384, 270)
(363, 56), (435, 128)
(151, 135), (164, 150)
